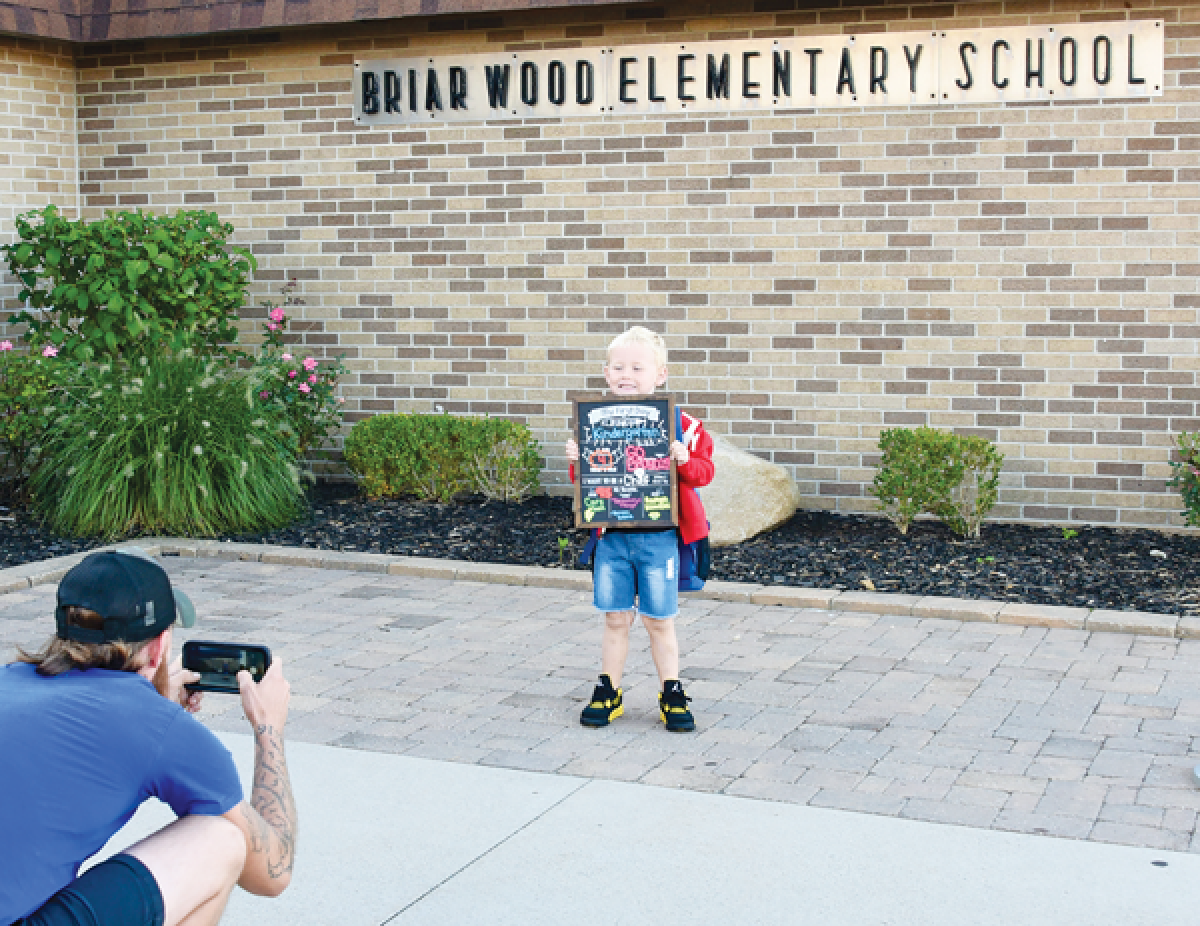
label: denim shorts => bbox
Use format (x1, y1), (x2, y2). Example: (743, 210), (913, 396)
(19, 855), (164, 926)
(593, 529), (678, 620)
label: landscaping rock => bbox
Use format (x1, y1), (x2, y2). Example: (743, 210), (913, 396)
(698, 435), (803, 546)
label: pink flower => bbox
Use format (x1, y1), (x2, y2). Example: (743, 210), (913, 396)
(0, 341), (12, 351)
(269, 307), (286, 323)
(267, 323), (278, 332)
(308, 373), (317, 384)
(42, 345), (58, 358)
(337, 397), (345, 403)
(281, 353), (292, 361)
(288, 370), (297, 379)
(303, 357), (318, 372)
(298, 383), (311, 394)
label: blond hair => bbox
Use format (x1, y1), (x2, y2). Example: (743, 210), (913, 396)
(606, 326), (668, 368)
(17, 607), (150, 677)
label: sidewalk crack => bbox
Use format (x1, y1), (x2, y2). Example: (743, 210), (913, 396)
(378, 777), (592, 924)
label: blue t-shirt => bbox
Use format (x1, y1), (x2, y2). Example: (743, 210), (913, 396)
(0, 662), (244, 925)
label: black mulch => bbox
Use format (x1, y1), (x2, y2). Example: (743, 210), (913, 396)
(2, 484), (1198, 616)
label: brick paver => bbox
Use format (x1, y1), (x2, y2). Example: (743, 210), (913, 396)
(4, 557), (1200, 853)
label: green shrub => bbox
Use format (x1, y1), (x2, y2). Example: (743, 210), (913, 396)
(932, 435), (1005, 540)
(1168, 431), (1200, 527)
(871, 427), (964, 535)
(2, 206), (254, 361)
(465, 419), (542, 503)
(0, 342), (73, 500)
(30, 353), (304, 537)
(871, 427), (1005, 539)
(248, 281), (346, 456)
(345, 412), (542, 503)
(345, 413), (467, 502)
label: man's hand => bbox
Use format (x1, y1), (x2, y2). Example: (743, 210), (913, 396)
(237, 659), (290, 732)
(167, 656), (203, 713)
(671, 440), (690, 465)
(565, 438), (580, 462)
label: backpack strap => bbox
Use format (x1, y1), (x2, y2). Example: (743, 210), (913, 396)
(677, 407), (700, 451)
(578, 528), (601, 568)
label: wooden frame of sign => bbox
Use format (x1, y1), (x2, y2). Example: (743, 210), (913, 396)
(572, 394), (679, 530)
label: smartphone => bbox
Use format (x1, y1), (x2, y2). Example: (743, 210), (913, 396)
(182, 641), (271, 694)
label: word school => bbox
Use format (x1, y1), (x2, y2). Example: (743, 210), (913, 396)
(355, 21), (1162, 124)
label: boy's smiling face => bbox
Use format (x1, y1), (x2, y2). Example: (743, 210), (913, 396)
(604, 342), (667, 396)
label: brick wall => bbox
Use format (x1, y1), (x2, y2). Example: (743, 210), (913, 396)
(4, 1), (1200, 528)
(0, 35), (79, 302)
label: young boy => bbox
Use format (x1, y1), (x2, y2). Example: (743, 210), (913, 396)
(566, 326), (714, 732)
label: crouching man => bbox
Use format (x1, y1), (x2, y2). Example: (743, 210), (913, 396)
(0, 549), (297, 926)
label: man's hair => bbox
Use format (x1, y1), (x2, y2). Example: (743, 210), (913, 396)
(607, 326), (668, 368)
(18, 607), (150, 677)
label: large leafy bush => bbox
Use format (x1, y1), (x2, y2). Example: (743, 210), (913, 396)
(1168, 431), (1200, 527)
(2, 206), (254, 360)
(31, 353), (304, 537)
(871, 427), (1004, 539)
(345, 413), (541, 503)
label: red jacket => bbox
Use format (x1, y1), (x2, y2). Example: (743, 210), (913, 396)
(673, 410), (715, 545)
(570, 409), (714, 545)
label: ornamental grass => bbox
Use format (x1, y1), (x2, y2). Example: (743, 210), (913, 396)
(31, 352), (305, 538)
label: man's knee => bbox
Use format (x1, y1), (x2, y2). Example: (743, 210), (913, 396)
(207, 815), (247, 879)
(128, 813), (246, 884)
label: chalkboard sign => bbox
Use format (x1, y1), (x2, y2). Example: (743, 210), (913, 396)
(573, 395), (678, 529)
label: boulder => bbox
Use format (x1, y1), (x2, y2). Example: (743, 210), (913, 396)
(696, 435), (802, 546)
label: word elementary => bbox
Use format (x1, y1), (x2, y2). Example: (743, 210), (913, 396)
(355, 22), (1162, 125)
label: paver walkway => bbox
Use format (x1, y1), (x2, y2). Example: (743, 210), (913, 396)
(3, 556), (1199, 852)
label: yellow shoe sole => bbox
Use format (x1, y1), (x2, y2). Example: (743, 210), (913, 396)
(660, 707), (696, 732)
(581, 703), (624, 727)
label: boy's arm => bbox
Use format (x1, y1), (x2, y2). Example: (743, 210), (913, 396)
(677, 428), (714, 488)
(566, 438), (578, 483)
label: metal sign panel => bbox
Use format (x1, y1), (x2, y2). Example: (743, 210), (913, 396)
(354, 21), (1163, 125)
(937, 23), (1164, 105)
(601, 33), (939, 115)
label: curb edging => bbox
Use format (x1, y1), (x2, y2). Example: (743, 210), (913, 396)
(0, 538), (1190, 639)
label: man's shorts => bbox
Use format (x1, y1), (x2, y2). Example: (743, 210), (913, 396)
(593, 529), (678, 619)
(18, 854), (164, 926)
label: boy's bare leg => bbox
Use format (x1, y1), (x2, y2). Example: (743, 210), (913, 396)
(125, 814), (246, 926)
(601, 609), (635, 686)
(642, 616), (680, 686)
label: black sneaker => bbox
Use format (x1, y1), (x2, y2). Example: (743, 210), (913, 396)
(659, 680), (695, 732)
(580, 674), (624, 727)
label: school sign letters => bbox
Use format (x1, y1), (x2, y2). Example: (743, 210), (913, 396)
(355, 21), (1163, 124)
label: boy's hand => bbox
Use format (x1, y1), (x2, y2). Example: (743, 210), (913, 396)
(671, 440), (690, 465)
(565, 438), (580, 462)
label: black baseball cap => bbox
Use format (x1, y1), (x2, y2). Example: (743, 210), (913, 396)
(56, 548), (197, 644)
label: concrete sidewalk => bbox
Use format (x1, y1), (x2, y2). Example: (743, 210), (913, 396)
(98, 732), (1200, 925)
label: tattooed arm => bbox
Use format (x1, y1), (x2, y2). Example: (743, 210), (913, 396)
(224, 660), (297, 897)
